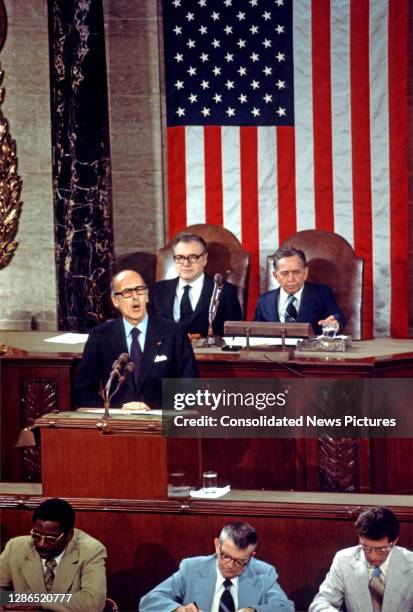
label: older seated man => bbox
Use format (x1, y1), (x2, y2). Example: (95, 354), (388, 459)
(75, 269), (198, 409)
(139, 521), (294, 612)
(254, 246), (346, 335)
(0, 498), (106, 612)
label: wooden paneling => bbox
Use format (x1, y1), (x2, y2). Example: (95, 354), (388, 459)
(39, 420), (201, 499)
(1, 495), (412, 612)
(1, 335), (413, 494)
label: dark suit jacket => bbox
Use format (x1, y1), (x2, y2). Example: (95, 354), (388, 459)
(254, 282), (346, 335)
(151, 274), (242, 337)
(75, 315), (199, 408)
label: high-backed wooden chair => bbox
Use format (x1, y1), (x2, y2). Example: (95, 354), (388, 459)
(266, 230), (365, 339)
(156, 224), (250, 318)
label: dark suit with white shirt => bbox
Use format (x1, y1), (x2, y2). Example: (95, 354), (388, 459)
(75, 315), (198, 408)
(151, 274), (242, 336)
(253, 282), (345, 335)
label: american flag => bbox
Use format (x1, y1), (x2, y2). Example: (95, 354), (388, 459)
(162, 0), (409, 337)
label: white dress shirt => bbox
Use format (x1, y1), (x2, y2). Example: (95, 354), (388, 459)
(173, 273), (205, 322)
(278, 286), (304, 322)
(367, 548), (392, 581)
(41, 548), (65, 572)
(210, 565), (239, 612)
(122, 315), (148, 353)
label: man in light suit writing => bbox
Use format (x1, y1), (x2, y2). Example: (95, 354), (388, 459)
(139, 521), (294, 612)
(309, 506), (413, 611)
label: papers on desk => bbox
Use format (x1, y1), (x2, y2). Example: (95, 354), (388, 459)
(223, 336), (299, 347)
(77, 407), (163, 416)
(44, 333), (89, 344)
(190, 485), (231, 499)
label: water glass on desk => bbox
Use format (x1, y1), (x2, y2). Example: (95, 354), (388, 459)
(202, 471), (217, 493)
(322, 320), (339, 338)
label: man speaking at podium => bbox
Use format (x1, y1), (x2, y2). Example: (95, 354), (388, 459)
(75, 269), (198, 409)
(254, 247), (346, 335)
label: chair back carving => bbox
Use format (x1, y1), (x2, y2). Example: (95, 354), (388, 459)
(266, 230), (365, 339)
(156, 224), (250, 317)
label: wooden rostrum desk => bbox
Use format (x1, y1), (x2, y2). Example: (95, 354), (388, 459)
(0, 485), (412, 611)
(0, 331), (412, 494)
(35, 411), (201, 500)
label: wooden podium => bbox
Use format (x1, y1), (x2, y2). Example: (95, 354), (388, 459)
(36, 411), (200, 499)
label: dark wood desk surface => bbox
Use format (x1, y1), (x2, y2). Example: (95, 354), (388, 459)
(2, 329), (413, 361)
(0, 485), (411, 612)
(1, 332), (412, 493)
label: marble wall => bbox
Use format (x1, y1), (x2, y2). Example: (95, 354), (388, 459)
(0, 1), (56, 330)
(50, 0), (114, 331)
(0, 0), (166, 331)
(103, 0), (166, 258)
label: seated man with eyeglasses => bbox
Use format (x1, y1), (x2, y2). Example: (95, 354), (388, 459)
(254, 246), (345, 335)
(152, 233), (242, 337)
(309, 506), (413, 612)
(139, 521), (294, 612)
(0, 498), (106, 611)
(75, 269), (198, 409)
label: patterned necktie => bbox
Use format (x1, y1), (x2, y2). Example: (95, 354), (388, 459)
(219, 578), (235, 612)
(285, 294), (297, 322)
(179, 284), (193, 324)
(130, 327), (142, 383)
(44, 558), (57, 592)
(369, 567), (385, 611)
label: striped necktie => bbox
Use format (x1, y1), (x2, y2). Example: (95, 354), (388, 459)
(219, 578), (235, 612)
(369, 566), (385, 611)
(285, 294), (297, 322)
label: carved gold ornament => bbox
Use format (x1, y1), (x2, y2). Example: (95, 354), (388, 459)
(0, 65), (23, 269)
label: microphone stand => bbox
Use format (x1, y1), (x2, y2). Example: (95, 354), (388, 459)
(102, 357), (134, 419)
(203, 274), (225, 347)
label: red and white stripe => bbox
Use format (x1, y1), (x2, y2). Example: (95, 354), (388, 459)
(166, 0), (409, 337)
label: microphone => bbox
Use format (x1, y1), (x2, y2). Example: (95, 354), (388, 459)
(103, 354), (135, 418)
(208, 273), (224, 319)
(124, 362), (135, 375)
(204, 273), (225, 347)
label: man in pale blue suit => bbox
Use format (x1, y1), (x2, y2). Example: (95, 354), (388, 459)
(139, 521), (294, 612)
(309, 506), (413, 612)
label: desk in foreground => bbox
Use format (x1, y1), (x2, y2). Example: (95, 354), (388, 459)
(0, 486), (411, 611)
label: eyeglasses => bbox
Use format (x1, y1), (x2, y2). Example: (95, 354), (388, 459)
(219, 545), (250, 568)
(359, 542), (393, 554)
(173, 253), (205, 264)
(30, 529), (65, 544)
(113, 285), (149, 299)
